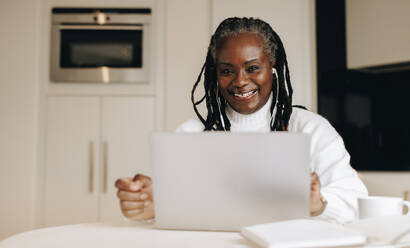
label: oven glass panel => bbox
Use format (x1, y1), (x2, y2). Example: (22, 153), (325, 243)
(60, 29), (142, 68)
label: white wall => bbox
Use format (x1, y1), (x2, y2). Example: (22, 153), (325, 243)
(164, 0), (211, 131)
(346, 0), (410, 68)
(0, 0), (40, 240)
(360, 172), (410, 199)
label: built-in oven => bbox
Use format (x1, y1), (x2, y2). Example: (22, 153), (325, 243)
(50, 8), (151, 83)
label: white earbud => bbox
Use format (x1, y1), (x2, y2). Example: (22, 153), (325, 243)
(271, 68), (279, 121)
(216, 83), (227, 131)
(272, 67), (278, 78)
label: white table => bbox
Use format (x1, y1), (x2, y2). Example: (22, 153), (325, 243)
(1, 220), (407, 248)
(0, 221), (258, 248)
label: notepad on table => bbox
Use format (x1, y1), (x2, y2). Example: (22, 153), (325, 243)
(241, 219), (366, 248)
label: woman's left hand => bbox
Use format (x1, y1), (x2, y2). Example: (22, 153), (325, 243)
(310, 172), (323, 214)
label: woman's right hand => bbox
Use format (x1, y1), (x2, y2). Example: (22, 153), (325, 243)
(115, 174), (154, 221)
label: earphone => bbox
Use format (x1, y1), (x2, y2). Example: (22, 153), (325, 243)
(272, 67), (278, 78)
(271, 67), (279, 121)
(216, 84), (227, 131)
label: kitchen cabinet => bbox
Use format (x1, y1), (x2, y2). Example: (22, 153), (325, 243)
(99, 97), (154, 221)
(44, 96), (155, 226)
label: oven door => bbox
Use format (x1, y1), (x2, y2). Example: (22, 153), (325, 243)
(50, 25), (150, 83)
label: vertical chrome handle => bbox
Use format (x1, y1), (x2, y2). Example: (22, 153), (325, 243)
(103, 141), (108, 193)
(89, 141), (94, 193)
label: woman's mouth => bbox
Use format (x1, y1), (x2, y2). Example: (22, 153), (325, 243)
(232, 89), (258, 101)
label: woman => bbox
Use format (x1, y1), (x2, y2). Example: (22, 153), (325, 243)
(115, 17), (368, 224)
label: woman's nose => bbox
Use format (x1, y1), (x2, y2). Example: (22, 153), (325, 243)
(232, 70), (248, 87)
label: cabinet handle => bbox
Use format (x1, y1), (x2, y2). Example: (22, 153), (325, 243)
(404, 190), (409, 201)
(89, 141), (94, 193)
(103, 141), (108, 193)
(404, 191), (409, 214)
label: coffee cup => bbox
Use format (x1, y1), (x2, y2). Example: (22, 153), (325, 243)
(358, 196), (410, 219)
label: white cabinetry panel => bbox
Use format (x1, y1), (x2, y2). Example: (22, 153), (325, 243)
(99, 97), (155, 221)
(44, 96), (155, 226)
(45, 97), (100, 226)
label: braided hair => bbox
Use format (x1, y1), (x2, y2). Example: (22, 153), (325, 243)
(191, 17), (294, 131)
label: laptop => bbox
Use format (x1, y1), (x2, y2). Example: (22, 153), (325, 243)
(150, 132), (311, 231)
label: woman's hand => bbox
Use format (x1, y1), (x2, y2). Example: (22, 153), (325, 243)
(310, 172), (324, 215)
(115, 174), (154, 221)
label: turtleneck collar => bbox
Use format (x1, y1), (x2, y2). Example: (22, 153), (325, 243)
(226, 93), (274, 132)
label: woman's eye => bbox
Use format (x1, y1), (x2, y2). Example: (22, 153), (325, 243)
(220, 68), (233, 75)
(247, 65), (259, 73)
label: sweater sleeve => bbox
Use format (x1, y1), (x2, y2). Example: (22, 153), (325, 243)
(289, 109), (368, 224)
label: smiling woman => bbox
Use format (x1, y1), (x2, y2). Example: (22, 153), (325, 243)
(191, 17), (293, 131)
(216, 33), (273, 115)
(115, 17), (368, 224)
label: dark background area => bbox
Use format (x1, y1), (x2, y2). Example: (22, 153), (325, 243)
(316, 0), (410, 171)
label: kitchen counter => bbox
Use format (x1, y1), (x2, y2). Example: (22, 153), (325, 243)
(0, 221), (256, 248)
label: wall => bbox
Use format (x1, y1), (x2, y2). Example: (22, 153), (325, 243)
(360, 172), (410, 198)
(346, 0), (410, 68)
(0, 0), (40, 240)
(164, 0), (211, 130)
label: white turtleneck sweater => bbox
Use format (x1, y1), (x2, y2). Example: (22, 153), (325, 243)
(176, 95), (368, 224)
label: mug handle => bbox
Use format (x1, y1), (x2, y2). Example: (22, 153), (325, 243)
(403, 201), (410, 215)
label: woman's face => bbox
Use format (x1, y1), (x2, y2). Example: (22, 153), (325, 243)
(216, 33), (273, 115)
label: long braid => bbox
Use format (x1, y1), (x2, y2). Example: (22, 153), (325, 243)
(192, 51), (232, 130)
(269, 28), (293, 131)
(191, 17), (297, 131)
(191, 63), (207, 125)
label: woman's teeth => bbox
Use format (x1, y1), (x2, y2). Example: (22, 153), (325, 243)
(234, 90), (257, 97)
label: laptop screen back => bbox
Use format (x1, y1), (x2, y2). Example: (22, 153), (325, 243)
(150, 132), (311, 231)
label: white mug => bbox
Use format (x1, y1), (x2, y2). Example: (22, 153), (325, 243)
(358, 196), (410, 219)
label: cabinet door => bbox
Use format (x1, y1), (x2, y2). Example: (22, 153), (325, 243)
(99, 97), (155, 221)
(45, 97), (100, 226)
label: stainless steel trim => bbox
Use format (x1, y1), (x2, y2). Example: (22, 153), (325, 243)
(50, 67), (150, 84)
(89, 141), (94, 193)
(52, 13), (151, 25)
(57, 24), (143, 30)
(103, 141), (108, 193)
